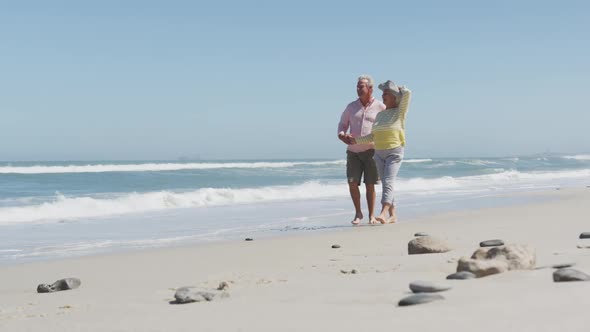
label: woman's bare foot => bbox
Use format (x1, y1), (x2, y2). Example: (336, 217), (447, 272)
(386, 215), (397, 224)
(369, 217), (378, 225)
(375, 214), (388, 224)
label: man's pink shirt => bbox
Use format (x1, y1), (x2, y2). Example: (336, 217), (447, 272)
(338, 98), (386, 153)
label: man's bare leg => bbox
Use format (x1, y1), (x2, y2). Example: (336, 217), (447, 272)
(365, 183), (377, 224)
(348, 182), (363, 225)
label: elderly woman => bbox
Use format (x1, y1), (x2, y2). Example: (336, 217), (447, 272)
(346, 80), (412, 224)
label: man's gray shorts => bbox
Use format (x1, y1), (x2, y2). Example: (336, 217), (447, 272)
(346, 149), (379, 185)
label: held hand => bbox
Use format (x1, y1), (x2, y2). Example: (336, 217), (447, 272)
(344, 134), (355, 145)
(338, 132), (348, 144)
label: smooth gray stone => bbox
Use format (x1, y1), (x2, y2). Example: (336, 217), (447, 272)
(398, 294), (444, 306)
(535, 262), (576, 270)
(579, 232), (590, 239)
(479, 239), (504, 247)
(414, 232), (428, 237)
(446, 271), (477, 280)
(244, 238), (253, 241)
(553, 268), (590, 282)
(331, 244), (341, 249)
(37, 278), (81, 293)
(552, 263), (576, 269)
(409, 281), (451, 293)
(172, 287), (228, 304)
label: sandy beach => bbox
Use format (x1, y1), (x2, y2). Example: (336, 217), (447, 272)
(2, 188), (590, 332)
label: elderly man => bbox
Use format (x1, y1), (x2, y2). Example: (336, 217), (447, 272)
(337, 75), (386, 225)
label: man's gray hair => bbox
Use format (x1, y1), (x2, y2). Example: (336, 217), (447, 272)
(357, 75), (374, 88)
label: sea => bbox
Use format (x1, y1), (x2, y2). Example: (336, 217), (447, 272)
(1, 154), (589, 265)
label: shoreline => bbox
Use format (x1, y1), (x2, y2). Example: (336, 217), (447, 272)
(1, 188), (590, 331)
(0, 186), (567, 266)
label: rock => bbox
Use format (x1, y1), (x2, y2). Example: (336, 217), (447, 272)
(479, 239), (504, 247)
(414, 232), (428, 237)
(470, 244), (536, 270)
(577, 245), (590, 249)
(458, 244), (536, 277)
(351, 269), (358, 274)
(553, 268), (590, 282)
(446, 271), (477, 280)
(217, 281), (229, 291)
(579, 232), (590, 239)
(398, 294), (444, 306)
(456, 257), (509, 277)
(172, 287), (228, 304)
(244, 238), (253, 241)
(37, 278), (81, 293)
(409, 281), (452, 293)
(331, 244), (341, 249)
(408, 236), (452, 255)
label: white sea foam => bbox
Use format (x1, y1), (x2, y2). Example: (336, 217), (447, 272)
(1, 168), (588, 225)
(0, 160), (346, 174)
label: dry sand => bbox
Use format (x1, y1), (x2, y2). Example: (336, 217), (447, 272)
(2, 188), (590, 331)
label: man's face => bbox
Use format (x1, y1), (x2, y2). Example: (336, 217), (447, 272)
(357, 80), (372, 98)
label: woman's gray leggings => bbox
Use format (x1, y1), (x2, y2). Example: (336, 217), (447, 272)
(374, 147), (404, 206)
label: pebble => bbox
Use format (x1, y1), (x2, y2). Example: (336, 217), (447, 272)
(579, 232), (590, 239)
(244, 238), (253, 241)
(331, 244), (341, 249)
(398, 294), (444, 306)
(479, 239), (504, 247)
(553, 268), (590, 282)
(414, 232), (428, 237)
(340, 269), (358, 274)
(409, 281), (451, 293)
(446, 271), (477, 280)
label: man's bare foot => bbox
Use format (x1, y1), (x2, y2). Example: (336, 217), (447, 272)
(385, 215), (397, 224)
(351, 215), (363, 225)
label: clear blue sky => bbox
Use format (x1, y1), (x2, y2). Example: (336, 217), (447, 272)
(1, 0), (588, 161)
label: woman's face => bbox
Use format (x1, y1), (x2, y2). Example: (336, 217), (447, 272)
(382, 90), (397, 108)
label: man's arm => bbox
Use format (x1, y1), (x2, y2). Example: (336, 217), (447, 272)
(337, 107), (350, 143)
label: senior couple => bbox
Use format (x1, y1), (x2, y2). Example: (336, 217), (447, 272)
(337, 75), (412, 225)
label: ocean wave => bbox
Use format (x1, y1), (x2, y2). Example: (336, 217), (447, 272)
(0, 160), (346, 174)
(457, 159), (499, 166)
(404, 159), (432, 163)
(1, 168), (589, 224)
(562, 155), (590, 161)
